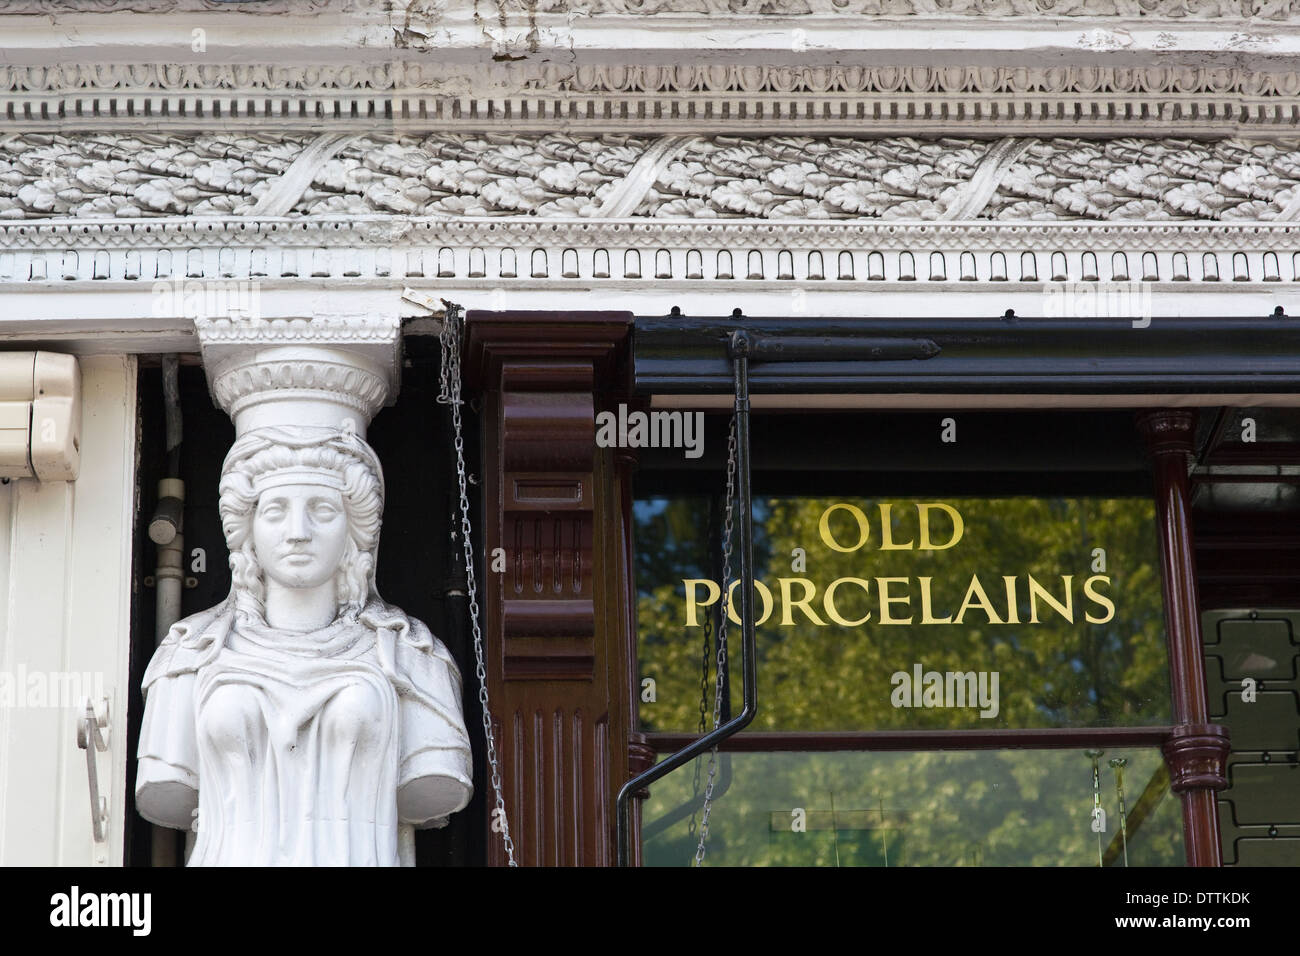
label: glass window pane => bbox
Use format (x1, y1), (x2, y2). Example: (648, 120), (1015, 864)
(636, 496), (1171, 731)
(643, 749), (1183, 867)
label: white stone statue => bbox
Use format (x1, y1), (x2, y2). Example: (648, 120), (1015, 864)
(136, 317), (473, 866)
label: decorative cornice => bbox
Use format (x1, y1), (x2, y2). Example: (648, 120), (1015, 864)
(3, 63), (1299, 136)
(0, 0), (339, 13)
(5, 64), (1298, 97)
(7, 0), (1298, 16)
(5, 213), (1300, 247)
(553, 0), (1300, 14)
(0, 215), (1296, 293)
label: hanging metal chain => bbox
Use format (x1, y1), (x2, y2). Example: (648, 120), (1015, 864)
(686, 596), (713, 844)
(438, 301), (518, 867)
(694, 415), (738, 867)
(1110, 757), (1129, 867)
(1086, 749), (1104, 868)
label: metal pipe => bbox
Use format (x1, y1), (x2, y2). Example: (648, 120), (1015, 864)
(616, 330), (759, 867)
(150, 356), (185, 867)
(161, 354), (182, 479)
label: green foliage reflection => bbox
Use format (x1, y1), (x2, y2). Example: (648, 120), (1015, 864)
(643, 749), (1185, 867)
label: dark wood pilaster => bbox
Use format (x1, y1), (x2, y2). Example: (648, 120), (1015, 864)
(465, 311), (635, 866)
(1137, 409), (1230, 867)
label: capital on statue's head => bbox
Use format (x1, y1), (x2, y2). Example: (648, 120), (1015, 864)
(196, 315), (402, 439)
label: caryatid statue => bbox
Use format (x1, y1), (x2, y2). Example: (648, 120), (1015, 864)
(135, 317), (473, 866)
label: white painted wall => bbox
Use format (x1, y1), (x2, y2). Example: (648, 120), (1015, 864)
(0, 355), (138, 866)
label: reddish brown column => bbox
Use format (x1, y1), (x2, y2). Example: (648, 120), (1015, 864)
(465, 311), (635, 866)
(1137, 409), (1230, 867)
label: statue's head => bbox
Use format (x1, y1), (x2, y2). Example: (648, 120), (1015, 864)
(218, 422), (384, 623)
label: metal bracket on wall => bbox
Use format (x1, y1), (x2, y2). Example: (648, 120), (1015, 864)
(76, 697), (110, 844)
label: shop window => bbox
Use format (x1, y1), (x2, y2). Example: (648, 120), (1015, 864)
(636, 494), (1170, 734)
(632, 409), (1182, 866)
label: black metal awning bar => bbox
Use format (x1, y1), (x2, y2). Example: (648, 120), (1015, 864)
(633, 315), (1300, 395)
(616, 332), (760, 867)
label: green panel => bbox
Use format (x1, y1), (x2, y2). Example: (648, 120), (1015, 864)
(1203, 610), (1300, 867)
(1212, 691), (1300, 751)
(1233, 839), (1300, 867)
(643, 749), (1183, 867)
(1209, 616), (1298, 681)
(1224, 763), (1300, 826)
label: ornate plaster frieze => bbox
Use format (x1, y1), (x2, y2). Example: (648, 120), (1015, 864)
(5, 132), (1300, 224)
(3, 63), (1298, 136)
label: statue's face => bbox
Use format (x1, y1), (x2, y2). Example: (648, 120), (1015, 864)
(252, 483), (350, 591)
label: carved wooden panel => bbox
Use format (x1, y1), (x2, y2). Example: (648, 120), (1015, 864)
(467, 311), (634, 866)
